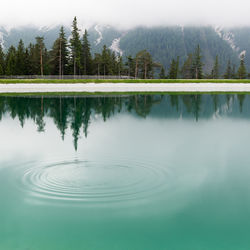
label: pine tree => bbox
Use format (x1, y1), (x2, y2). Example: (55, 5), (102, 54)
(70, 17), (82, 75)
(237, 54), (247, 79)
(125, 55), (135, 77)
(211, 55), (219, 79)
(16, 39), (26, 75)
(135, 50), (153, 79)
(23, 48), (32, 75)
(35, 37), (45, 75)
(224, 60), (232, 79)
(159, 66), (166, 79)
(5, 46), (17, 75)
(191, 45), (203, 79)
(0, 44), (5, 75)
(169, 56), (179, 79)
(231, 64), (236, 79)
(181, 54), (193, 79)
(81, 29), (92, 75)
(27, 43), (39, 75)
(101, 45), (113, 76)
(50, 26), (69, 76)
(115, 56), (124, 76)
(93, 53), (102, 76)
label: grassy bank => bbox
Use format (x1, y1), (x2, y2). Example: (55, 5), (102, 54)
(1, 79), (250, 84)
(0, 91), (249, 97)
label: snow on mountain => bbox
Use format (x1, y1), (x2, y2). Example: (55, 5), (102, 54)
(215, 26), (246, 58)
(94, 24), (103, 45)
(109, 36), (124, 56)
(215, 26), (239, 51)
(240, 50), (246, 58)
(0, 31), (4, 48)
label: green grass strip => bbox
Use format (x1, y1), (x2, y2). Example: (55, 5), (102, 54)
(1, 79), (250, 84)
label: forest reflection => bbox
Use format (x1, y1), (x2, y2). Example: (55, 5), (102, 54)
(0, 94), (248, 150)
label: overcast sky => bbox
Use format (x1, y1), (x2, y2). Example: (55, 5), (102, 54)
(1, 0), (250, 29)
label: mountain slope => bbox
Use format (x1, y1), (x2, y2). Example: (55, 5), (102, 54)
(1, 25), (250, 75)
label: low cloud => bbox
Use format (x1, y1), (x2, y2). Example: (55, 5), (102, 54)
(1, 0), (250, 29)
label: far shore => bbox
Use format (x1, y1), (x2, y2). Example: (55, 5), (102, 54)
(1, 79), (250, 84)
(1, 82), (250, 93)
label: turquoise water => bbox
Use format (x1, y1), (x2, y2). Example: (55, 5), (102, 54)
(1, 94), (250, 249)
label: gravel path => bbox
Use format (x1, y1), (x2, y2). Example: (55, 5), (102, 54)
(1, 83), (250, 93)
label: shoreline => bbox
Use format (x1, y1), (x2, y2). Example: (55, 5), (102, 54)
(1, 83), (250, 93)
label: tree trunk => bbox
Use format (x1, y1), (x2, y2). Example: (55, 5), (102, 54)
(40, 48), (43, 76)
(59, 38), (62, 78)
(74, 57), (76, 78)
(135, 59), (138, 78)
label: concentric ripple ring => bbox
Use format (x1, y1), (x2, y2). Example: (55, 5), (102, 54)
(19, 158), (170, 204)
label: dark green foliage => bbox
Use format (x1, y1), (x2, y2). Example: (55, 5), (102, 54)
(211, 55), (219, 79)
(224, 60), (232, 79)
(169, 57), (179, 79)
(50, 26), (69, 75)
(238, 54), (247, 79)
(135, 50), (154, 79)
(0, 44), (5, 75)
(232, 64), (237, 79)
(125, 55), (135, 77)
(5, 46), (17, 75)
(92, 53), (102, 76)
(70, 17), (82, 75)
(35, 37), (45, 75)
(101, 45), (113, 75)
(191, 45), (203, 79)
(16, 40), (26, 75)
(81, 30), (93, 75)
(0, 19), (245, 79)
(119, 26), (239, 75)
(159, 67), (166, 79)
(181, 54), (193, 79)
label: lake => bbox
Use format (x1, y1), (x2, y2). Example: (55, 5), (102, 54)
(1, 94), (250, 250)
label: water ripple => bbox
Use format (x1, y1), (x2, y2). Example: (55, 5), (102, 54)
(18, 158), (170, 205)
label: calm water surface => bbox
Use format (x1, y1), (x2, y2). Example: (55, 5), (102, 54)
(1, 94), (250, 249)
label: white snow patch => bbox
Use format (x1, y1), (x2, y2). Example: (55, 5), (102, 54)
(240, 50), (246, 58)
(215, 26), (240, 52)
(94, 25), (103, 45)
(215, 26), (247, 58)
(0, 31), (5, 49)
(109, 37), (123, 56)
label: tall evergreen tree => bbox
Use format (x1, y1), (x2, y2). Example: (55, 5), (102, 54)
(23, 48), (32, 75)
(35, 37), (45, 75)
(50, 26), (69, 76)
(114, 55), (124, 76)
(70, 17), (82, 75)
(126, 55), (135, 77)
(224, 60), (232, 79)
(0, 44), (5, 75)
(159, 66), (166, 79)
(27, 43), (39, 75)
(232, 64), (236, 79)
(181, 54), (193, 79)
(211, 55), (219, 79)
(237, 54), (247, 79)
(16, 39), (26, 75)
(5, 46), (17, 75)
(101, 45), (113, 76)
(135, 50), (153, 79)
(93, 53), (102, 76)
(81, 29), (92, 75)
(169, 56), (179, 79)
(191, 45), (203, 79)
